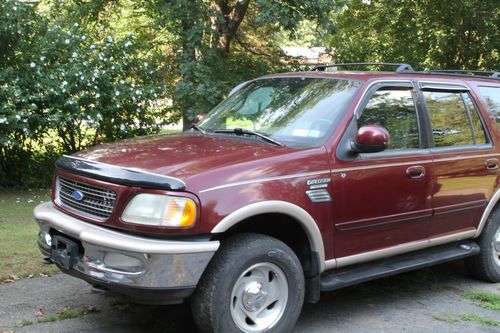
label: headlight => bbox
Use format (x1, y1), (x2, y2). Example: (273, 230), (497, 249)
(122, 194), (196, 227)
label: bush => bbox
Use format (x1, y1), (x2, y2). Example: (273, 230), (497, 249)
(0, 0), (169, 187)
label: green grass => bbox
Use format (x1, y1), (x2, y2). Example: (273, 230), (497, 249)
(14, 319), (33, 328)
(37, 306), (100, 323)
(434, 313), (500, 327)
(0, 189), (58, 282)
(463, 291), (500, 311)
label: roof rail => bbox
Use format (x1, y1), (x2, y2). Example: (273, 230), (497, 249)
(429, 69), (500, 79)
(312, 62), (415, 73)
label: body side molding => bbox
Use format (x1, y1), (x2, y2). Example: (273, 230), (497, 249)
(211, 200), (326, 271)
(475, 188), (500, 238)
(325, 228), (476, 270)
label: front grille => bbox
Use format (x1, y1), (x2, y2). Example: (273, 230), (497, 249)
(56, 176), (116, 220)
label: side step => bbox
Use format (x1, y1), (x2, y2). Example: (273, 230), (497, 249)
(320, 240), (479, 292)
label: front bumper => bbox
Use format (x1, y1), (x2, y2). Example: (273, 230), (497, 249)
(34, 202), (219, 304)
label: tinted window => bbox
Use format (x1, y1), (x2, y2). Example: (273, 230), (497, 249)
(358, 88), (419, 150)
(462, 93), (487, 144)
(424, 91), (474, 147)
(478, 86), (500, 124)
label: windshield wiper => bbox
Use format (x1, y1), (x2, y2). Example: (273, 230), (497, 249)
(190, 123), (206, 135)
(213, 128), (284, 147)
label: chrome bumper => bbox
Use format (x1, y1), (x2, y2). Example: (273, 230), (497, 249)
(34, 202), (219, 299)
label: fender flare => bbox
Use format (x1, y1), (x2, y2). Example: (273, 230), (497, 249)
(475, 188), (500, 238)
(211, 200), (326, 271)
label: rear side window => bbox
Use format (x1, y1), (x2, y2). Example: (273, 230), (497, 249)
(478, 86), (500, 124)
(358, 88), (419, 150)
(423, 91), (488, 147)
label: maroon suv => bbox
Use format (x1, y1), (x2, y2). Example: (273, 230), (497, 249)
(35, 63), (500, 333)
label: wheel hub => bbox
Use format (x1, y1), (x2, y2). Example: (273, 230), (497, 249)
(494, 231), (500, 253)
(242, 282), (267, 312)
(230, 262), (289, 332)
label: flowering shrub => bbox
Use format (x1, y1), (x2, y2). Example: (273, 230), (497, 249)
(0, 0), (168, 186)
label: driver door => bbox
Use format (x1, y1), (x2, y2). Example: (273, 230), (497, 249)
(331, 82), (434, 261)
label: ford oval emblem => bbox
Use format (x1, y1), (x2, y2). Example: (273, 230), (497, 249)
(71, 191), (84, 201)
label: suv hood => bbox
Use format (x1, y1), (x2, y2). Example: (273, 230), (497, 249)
(73, 133), (323, 192)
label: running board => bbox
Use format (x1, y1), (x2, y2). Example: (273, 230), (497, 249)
(320, 241), (479, 292)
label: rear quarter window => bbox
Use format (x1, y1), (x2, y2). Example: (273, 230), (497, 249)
(478, 86), (500, 125)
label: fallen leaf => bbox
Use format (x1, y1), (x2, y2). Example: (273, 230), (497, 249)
(35, 308), (44, 317)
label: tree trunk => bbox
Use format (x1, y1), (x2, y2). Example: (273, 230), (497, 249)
(182, 114), (192, 131)
(214, 0), (251, 56)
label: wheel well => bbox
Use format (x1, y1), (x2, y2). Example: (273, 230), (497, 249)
(218, 213), (319, 278)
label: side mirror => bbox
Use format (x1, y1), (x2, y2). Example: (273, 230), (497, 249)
(351, 125), (389, 153)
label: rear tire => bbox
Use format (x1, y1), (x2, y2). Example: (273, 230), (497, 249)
(191, 233), (305, 333)
(465, 209), (500, 282)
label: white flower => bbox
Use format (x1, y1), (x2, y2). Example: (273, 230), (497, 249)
(120, 79), (125, 84)
(115, 91), (120, 96)
(65, 39), (70, 44)
(124, 41), (132, 47)
(30, 62), (36, 68)
(73, 23), (79, 27)
(61, 81), (68, 86)
(72, 52), (77, 58)
(81, 35), (86, 41)
(40, 56), (46, 61)
(15, 114), (21, 120)
(120, 124), (126, 131)
(135, 90), (142, 95)
(95, 93), (100, 98)
(0, 117), (7, 124)
(106, 36), (113, 43)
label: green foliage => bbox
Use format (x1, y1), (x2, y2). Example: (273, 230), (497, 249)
(142, 0), (338, 126)
(0, 0), (168, 187)
(434, 313), (500, 327)
(463, 291), (500, 311)
(329, 0), (500, 70)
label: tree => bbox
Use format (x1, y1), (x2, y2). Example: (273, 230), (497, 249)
(142, 0), (339, 130)
(328, 0), (500, 70)
(0, 0), (169, 186)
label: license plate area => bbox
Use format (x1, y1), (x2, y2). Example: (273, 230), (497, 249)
(50, 235), (82, 270)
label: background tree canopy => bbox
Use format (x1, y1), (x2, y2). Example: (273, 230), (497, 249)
(0, 0), (498, 187)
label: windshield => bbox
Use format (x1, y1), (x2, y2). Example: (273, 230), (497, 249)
(199, 77), (361, 147)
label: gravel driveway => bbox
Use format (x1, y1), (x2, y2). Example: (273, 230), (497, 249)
(1, 261), (500, 333)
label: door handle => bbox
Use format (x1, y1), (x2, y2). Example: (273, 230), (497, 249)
(406, 166), (426, 179)
(485, 158), (499, 170)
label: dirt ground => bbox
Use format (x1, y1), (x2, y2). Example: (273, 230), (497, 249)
(1, 261), (500, 333)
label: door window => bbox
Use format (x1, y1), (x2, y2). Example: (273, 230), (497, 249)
(423, 91), (488, 147)
(358, 88), (419, 150)
(478, 86), (500, 125)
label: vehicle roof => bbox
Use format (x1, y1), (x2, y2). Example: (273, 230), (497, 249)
(261, 71), (500, 85)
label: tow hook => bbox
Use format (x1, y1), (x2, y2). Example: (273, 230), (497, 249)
(41, 257), (53, 265)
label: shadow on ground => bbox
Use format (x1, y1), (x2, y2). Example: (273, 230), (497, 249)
(1, 260), (500, 333)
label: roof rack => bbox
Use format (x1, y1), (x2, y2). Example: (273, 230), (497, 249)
(429, 69), (500, 79)
(312, 62), (415, 73)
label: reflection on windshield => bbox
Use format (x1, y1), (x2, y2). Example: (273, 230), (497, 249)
(199, 77), (360, 147)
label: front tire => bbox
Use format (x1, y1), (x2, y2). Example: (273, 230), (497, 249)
(191, 233), (305, 333)
(466, 209), (500, 282)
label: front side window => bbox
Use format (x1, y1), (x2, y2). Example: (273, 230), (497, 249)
(423, 91), (488, 147)
(199, 78), (361, 147)
(478, 86), (500, 125)
(357, 87), (420, 150)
